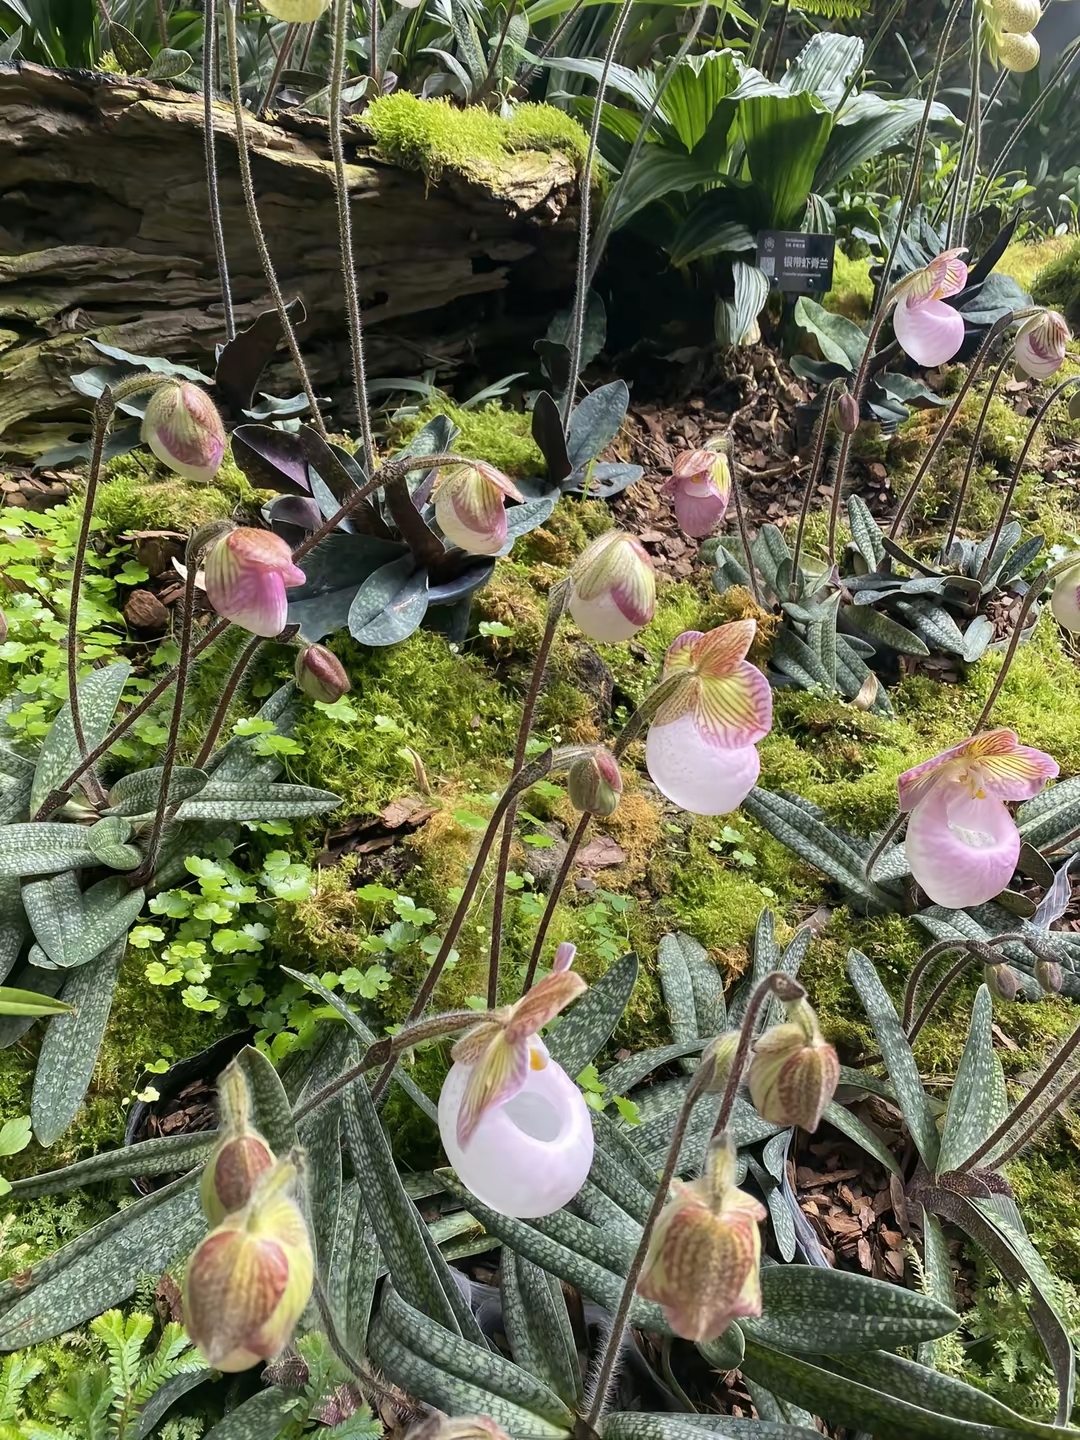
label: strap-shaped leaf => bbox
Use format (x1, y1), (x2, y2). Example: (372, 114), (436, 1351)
(673, 931), (726, 1036)
(729, 909), (778, 1025)
(847, 494), (886, 570)
(847, 950), (940, 1169)
(748, 1154), (796, 1263)
(368, 1309), (570, 1439)
(0, 1175), (202, 1348)
(742, 791), (887, 908)
(341, 1073), (479, 1339)
(601, 1039), (706, 1096)
(23, 874), (144, 971)
(656, 933), (698, 1073)
(170, 780), (340, 822)
(937, 985), (1008, 1175)
(807, 592), (839, 689)
(30, 661), (131, 815)
(0, 824), (97, 877)
(893, 599), (968, 657)
(236, 1045), (299, 1157)
(332, 1182), (380, 1355)
(744, 1265), (957, 1353)
(742, 1339), (1068, 1440)
(545, 950), (638, 1079)
(107, 765), (209, 816)
(752, 524), (792, 594)
(573, 1177), (642, 1239)
(919, 1207), (956, 1366)
(0, 877), (26, 983)
(206, 681), (300, 781)
(298, 1029), (348, 1275)
(1018, 774), (1080, 855)
(201, 1388), (299, 1440)
(602, 1415), (820, 1440)
(503, 1253), (583, 1409)
(21, 870), (81, 967)
(841, 604), (930, 656)
(7, 1132), (214, 1199)
(823, 1100), (901, 1178)
(31, 939), (125, 1147)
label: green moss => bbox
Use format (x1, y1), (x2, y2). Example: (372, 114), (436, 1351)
(365, 94), (588, 186)
(822, 250), (874, 322)
(93, 446), (260, 535)
(1031, 237), (1080, 327)
(999, 235), (1076, 295)
(393, 398), (546, 479)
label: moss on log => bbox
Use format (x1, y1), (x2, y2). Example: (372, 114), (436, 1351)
(0, 64), (583, 455)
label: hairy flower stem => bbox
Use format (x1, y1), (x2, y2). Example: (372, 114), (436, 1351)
(133, 548), (202, 886)
(369, 0), (380, 89)
(257, 20), (299, 117)
(487, 585), (569, 1008)
(370, 748), (554, 1104)
(563, 0), (636, 421)
(765, 0), (791, 78)
(888, 312), (1019, 539)
(203, 0), (236, 340)
(330, 0), (377, 475)
(223, 0), (327, 435)
(863, 810), (906, 886)
(521, 812), (591, 996)
(728, 458), (762, 603)
(903, 933), (1027, 1038)
(583, 1059), (717, 1430)
(483, 0), (519, 95)
(972, 569), (1048, 731)
(193, 633), (264, 768)
(835, 0), (902, 115)
(874, 0), (968, 311)
(980, 376), (1080, 581)
(956, 24), (983, 247)
(311, 1276), (416, 1413)
(943, 348), (1012, 553)
(586, 971), (802, 1430)
(789, 380), (838, 593)
(587, 0), (721, 285)
(825, 309), (890, 565)
(517, 0), (589, 88)
(979, 1067), (1080, 1172)
(958, 1016), (1080, 1173)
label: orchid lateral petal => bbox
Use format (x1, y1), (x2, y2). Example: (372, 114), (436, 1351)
(504, 970), (587, 1043)
(456, 1032), (531, 1148)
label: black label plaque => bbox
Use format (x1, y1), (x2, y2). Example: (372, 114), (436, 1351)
(756, 230), (836, 294)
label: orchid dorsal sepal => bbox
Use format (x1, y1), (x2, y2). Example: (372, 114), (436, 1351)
(187, 519), (236, 566)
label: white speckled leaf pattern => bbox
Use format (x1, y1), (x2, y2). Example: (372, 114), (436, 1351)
(657, 934), (698, 1049)
(30, 661), (130, 815)
(545, 950), (638, 1079)
(602, 1414), (820, 1440)
(502, 1253), (583, 1409)
(8, 1132), (214, 1199)
(744, 1266), (957, 1353)
(937, 985), (1008, 1174)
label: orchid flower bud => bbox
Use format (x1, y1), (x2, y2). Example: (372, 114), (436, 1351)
(433, 462), (524, 556)
(184, 1159), (314, 1372)
(996, 30), (1040, 70)
(1014, 310), (1070, 380)
(701, 1031), (741, 1089)
(295, 643), (351, 703)
(568, 747), (623, 817)
(837, 393), (860, 434)
(747, 998), (838, 1132)
(985, 963), (1021, 1002)
(664, 449), (731, 538)
(1052, 557), (1080, 633)
(438, 943), (593, 1217)
(568, 531), (656, 643)
(200, 1062), (276, 1226)
(637, 1133), (765, 1341)
(646, 622), (772, 815)
(1035, 957), (1063, 994)
(203, 527), (306, 637)
(141, 380), (227, 485)
(992, 0), (1040, 31)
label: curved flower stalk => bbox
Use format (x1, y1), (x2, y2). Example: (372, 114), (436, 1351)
(888, 249), (969, 367)
(645, 621), (773, 815)
(433, 462), (524, 556)
(636, 1133), (765, 1342)
(899, 730), (1059, 907)
(567, 531), (656, 642)
(142, 380), (227, 484)
(665, 448), (731, 538)
(204, 527), (306, 637)
(1014, 309), (1071, 380)
(438, 943), (593, 1218)
(184, 1157), (314, 1372)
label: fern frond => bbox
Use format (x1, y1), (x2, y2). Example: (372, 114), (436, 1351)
(92, 1310), (153, 1405)
(325, 1408), (382, 1439)
(0, 1355), (44, 1424)
(51, 1369), (113, 1440)
(794, 0), (873, 15)
(129, 1325), (202, 1414)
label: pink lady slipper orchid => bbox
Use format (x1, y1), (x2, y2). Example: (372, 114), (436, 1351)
(568, 531), (656, 642)
(142, 380), (227, 485)
(203, 527), (306, 638)
(1051, 556), (1080, 632)
(890, 249), (968, 367)
(899, 730), (1058, 908)
(433, 462), (524, 556)
(438, 943), (594, 1218)
(1015, 310), (1071, 380)
(645, 621), (772, 815)
(665, 449), (732, 538)
(637, 1133), (765, 1342)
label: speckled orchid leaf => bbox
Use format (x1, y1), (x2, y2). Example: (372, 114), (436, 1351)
(502, 1253), (583, 1409)
(30, 661), (131, 816)
(0, 877), (26, 984)
(544, 950), (638, 1079)
(847, 494), (886, 570)
(743, 1266), (957, 1354)
(847, 949), (940, 1170)
(713, 539), (754, 594)
(106, 765), (209, 816)
(742, 790), (892, 909)
(835, 635), (893, 715)
(297, 1029), (348, 1276)
(936, 985), (1008, 1175)
(23, 874), (144, 972)
(0, 967), (65, 1047)
(205, 682), (300, 782)
(841, 603), (930, 657)
(822, 1100), (901, 1178)
(1018, 774), (1080, 856)
(235, 1044), (299, 1157)
(918, 1208), (956, 1366)
(892, 599), (968, 656)
(566, 380), (629, 471)
(7, 1132), (214, 1199)
(200, 1388), (300, 1440)
(84, 816), (142, 871)
(32, 938), (126, 1147)
(145, 46), (193, 79)
(341, 1066), (482, 1341)
(0, 1172), (203, 1346)
(601, 1039), (706, 1097)
(167, 779), (339, 823)
(603, 1415), (819, 1440)
(657, 933), (699, 1052)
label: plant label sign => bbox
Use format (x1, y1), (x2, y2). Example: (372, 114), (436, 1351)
(756, 231), (835, 294)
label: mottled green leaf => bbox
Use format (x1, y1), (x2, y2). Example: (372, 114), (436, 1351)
(503, 1253), (583, 1409)
(744, 1266), (957, 1353)
(937, 985), (1008, 1175)
(235, 1045), (298, 1156)
(170, 781), (340, 822)
(30, 663), (130, 815)
(107, 765), (209, 815)
(545, 951), (637, 1078)
(742, 792), (885, 907)
(656, 933), (699, 1052)
(202, 1388), (301, 1440)
(847, 494), (886, 570)
(0, 824), (97, 877)
(823, 1100), (901, 1177)
(7, 1132), (214, 1198)
(603, 1415), (820, 1440)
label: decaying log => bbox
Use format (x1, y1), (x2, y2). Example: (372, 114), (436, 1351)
(0, 63), (581, 456)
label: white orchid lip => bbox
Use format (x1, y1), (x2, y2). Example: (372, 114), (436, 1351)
(889, 250), (969, 368)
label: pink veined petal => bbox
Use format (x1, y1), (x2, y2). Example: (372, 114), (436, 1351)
(208, 566), (290, 637)
(905, 782), (1020, 908)
(455, 1033), (531, 1148)
(893, 296), (966, 367)
(927, 249), (969, 300)
(694, 659), (773, 748)
(646, 715), (761, 816)
(975, 745), (1058, 802)
(552, 942), (576, 974)
(1015, 327), (1066, 380)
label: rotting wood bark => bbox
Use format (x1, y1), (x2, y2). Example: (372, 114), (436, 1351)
(0, 63), (581, 457)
